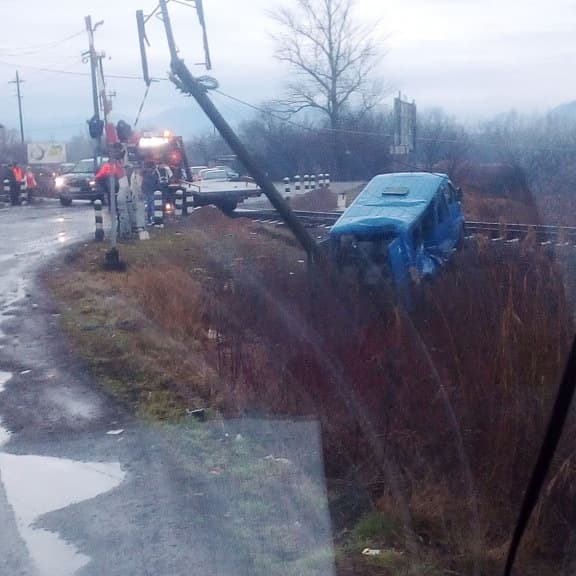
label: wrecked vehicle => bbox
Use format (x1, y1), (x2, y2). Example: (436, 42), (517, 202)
(329, 172), (465, 287)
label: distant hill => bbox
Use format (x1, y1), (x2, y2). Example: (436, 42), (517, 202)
(549, 101), (576, 121)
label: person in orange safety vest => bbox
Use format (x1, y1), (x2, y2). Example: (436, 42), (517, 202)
(95, 148), (126, 207)
(10, 162), (23, 206)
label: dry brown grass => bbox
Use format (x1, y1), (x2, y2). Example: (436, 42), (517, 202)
(45, 208), (576, 575)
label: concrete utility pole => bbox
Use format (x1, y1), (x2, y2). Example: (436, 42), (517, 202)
(9, 71), (25, 149)
(85, 16), (102, 172)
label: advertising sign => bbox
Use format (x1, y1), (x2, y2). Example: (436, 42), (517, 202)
(27, 142), (67, 164)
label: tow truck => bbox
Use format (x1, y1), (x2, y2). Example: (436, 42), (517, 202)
(134, 132), (262, 213)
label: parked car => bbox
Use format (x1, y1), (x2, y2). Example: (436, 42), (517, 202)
(55, 158), (106, 206)
(329, 172), (464, 287)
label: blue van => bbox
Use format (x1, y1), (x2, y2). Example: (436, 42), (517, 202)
(329, 172), (465, 287)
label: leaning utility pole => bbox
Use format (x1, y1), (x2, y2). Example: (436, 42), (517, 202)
(9, 71), (25, 148)
(155, 0), (320, 260)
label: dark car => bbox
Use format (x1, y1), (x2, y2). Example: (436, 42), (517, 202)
(55, 158), (105, 206)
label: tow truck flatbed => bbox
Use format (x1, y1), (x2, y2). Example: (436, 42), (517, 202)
(173, 180), (262, 214)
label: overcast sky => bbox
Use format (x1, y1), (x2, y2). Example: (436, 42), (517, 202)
(0, 0), (575, 140)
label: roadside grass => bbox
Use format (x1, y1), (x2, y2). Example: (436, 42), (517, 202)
(150, 420), (335, 576)
(44, 207), (575, 575)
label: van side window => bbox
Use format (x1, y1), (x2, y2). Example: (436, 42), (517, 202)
(448, 183), (458, 203)
(441, 184), (451, 204)
(422, 204), (435, 237)
(413, 224), (423, 248)
(437, 192), (449, 223)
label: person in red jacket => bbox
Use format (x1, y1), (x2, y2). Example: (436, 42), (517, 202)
(10, 162), (23, 206)
(95, 145), (126, 206)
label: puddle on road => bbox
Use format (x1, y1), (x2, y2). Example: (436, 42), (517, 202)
(0, 453), (125, 576)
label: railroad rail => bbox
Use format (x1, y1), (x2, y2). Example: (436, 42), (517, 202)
(235, 209), (576, 244)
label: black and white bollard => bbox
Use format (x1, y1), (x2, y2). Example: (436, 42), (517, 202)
(283, 177), (291, 195)
(186, 189), (195, 216)
(175, 189), (184, 217)
(318, 174), (325, 188)
(294, 175), (301, 193)
(304, 174), (310, 190)
(311, 175), (316, 190)
(2, 179), (9, 202)
(325, 173), (331, 188)
(20, 182), (27, 205)
(94, 199), (105, 242)
(153, 190), (164, 227)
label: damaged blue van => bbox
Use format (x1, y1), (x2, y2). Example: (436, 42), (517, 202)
(329, 172), (465, 287)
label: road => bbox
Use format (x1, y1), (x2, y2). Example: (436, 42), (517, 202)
(0, 201), (335, 576)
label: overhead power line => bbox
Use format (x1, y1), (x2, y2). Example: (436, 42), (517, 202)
(212, 89), (576, 153)
(0, 30), (85, 57)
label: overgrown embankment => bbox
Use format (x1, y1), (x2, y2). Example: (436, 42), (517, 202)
(44, 208), (575, 575)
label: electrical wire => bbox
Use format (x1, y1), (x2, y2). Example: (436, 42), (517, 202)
(0, 30), (84, 57)
(212, 89), (576, 154)
(0, 52), (574, 156)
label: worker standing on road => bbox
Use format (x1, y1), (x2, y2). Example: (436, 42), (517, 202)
(25, 167), (37, 204)
(95, 146), (125, 207)
(10, 162), (23, 206)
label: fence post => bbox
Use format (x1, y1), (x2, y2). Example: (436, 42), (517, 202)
(94, 199), (105, 242)
(311, 175), (316, 190)
(175, 188), (184, 217)
(153, 190), (164, 227)
(304, 174), (310, 190)
(283, 177), (291, 195)
(294, 175), (301, 193)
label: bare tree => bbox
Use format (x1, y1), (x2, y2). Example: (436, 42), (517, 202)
(271, 0), (383, 176)
(417, 108), (469, 176)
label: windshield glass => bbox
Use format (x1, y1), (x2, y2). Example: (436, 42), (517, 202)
(69, 159), (95, 174)
(200, 169), (228, 180)
(1, 2), (574, 576)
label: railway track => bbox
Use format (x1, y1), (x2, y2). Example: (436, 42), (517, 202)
(235, 209), (576, 244)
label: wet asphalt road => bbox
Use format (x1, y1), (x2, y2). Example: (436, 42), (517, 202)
(0, 201), (335, 576)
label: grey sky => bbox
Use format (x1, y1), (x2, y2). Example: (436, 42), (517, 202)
(0, 0), (575, 140)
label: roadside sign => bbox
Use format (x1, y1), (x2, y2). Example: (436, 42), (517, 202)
(390, 94), (417, 155)
(27, 142), (67, 164)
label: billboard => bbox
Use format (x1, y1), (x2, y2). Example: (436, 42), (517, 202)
(391, 95), (417, 155)
(27, 142), (67, 164)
